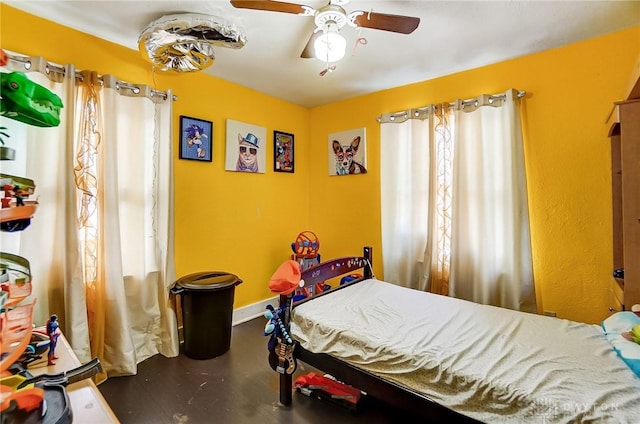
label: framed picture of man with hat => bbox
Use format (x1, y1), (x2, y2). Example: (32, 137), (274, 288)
(225, 119), (266, 173)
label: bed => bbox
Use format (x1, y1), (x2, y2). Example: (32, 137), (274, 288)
(269, 247), (640, 423)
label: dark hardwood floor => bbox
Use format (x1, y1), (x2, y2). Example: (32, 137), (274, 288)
(98, 317), (421, 423)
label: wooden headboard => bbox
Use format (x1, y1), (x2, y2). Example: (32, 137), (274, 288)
(288, 246), (373, 308)
(300, 246), (373, 286)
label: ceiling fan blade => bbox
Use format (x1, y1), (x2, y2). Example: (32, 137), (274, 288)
(230, 0), (312, 15)
(350, 11), (420, 34)
(300, 30), (321, 58)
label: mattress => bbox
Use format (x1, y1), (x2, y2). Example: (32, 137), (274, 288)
(290, 279), (640, 423)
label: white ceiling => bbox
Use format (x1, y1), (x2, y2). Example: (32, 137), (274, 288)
(5, 1), (640, 108)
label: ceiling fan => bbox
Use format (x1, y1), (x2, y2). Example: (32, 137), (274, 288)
(230, 0), (420, 65)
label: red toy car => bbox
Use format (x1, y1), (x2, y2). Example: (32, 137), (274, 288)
(294, 372), (363, 412)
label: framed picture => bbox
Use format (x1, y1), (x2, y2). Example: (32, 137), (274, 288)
(224, 119), (267, 173)
(328, 127), (367, 176)
(179, 116), (213, 162)
(274, 130), (294, 173)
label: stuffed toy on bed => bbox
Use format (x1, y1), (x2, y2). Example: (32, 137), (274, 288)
(622, 324), (640, 344)
(602, 304), (640, 377)
(621, 304), (640, 344)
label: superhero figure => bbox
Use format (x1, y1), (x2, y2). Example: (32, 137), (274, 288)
(46, 314), (61, 365)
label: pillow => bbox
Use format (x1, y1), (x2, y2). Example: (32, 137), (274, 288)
(601, 312), (640, 377)
(601, 311), (640, 334)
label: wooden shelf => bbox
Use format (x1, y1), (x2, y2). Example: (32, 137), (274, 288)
(609, 68), (640, 311)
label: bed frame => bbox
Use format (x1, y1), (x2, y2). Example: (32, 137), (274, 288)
(275, 246), (479, 423)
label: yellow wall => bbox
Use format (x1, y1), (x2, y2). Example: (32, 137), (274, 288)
(309, 26), (640, 324)
(3, 4), (639, 324)
(1, 5), (311, 307)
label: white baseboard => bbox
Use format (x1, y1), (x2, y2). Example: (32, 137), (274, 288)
(232, 296), (278, 326)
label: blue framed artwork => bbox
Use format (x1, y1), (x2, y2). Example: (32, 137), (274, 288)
(179, 115), (213, 162)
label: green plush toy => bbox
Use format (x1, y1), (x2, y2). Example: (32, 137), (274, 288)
(623, 324), (640, 344)
(631, 324), (640, 344)
(0, 72), (64, 127)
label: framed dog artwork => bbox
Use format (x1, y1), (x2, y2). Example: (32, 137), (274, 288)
(224, 119), (267, 173)
(274, 130), (294, 173)
(328, 127), (367, 176)
(179, 115), (213, 162)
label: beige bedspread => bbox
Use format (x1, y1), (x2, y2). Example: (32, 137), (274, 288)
(290, 279), (640, 423)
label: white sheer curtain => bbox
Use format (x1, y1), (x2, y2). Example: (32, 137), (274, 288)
(74, 72), (179, 375)
(380, 89), (536, 312)
(380, 105), (453, 294)
(0, 59), (89, 359)
(380, 119), (431, 290)
(1, 54), (178, 376)
(450, 90), (536, 312)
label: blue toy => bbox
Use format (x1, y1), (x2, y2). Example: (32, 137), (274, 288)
(46, 314), (61, 365)
(264, 303), (296, 374)
(340, 273), (363, 285)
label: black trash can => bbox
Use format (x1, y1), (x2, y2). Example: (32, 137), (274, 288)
(171, 272), (242, 359)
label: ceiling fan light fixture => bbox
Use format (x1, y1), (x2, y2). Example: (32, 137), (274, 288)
(313, 22), (346, 63)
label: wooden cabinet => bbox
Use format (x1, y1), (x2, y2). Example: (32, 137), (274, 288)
(608, 70), (640, 310)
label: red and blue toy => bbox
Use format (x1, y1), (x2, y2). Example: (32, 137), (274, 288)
(290, 231), (331, 301)
(294, 372), (363, 412)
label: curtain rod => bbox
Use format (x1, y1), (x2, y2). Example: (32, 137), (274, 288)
(377, 89), (526, 123)
(6, 53), (178, 102)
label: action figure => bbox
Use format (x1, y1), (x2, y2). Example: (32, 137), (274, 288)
(46, 313), (61, 365)
(13, 185), (25, 206)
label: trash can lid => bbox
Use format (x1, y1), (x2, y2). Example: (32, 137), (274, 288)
(174, 272), (242, 291)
